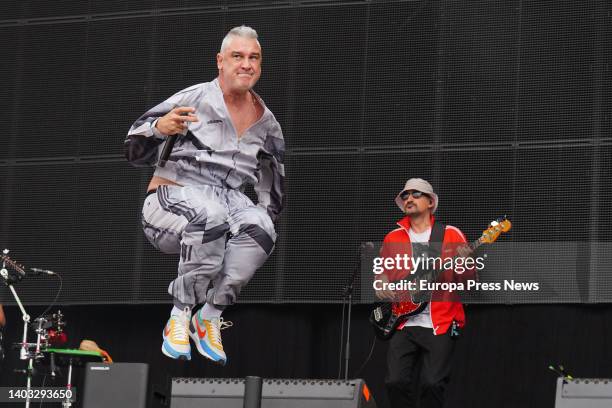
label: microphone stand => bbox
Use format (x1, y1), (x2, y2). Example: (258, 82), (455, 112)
(0, 249), (35, 408)
(341, 270), (357, 381)
(339, 244), (367, 381)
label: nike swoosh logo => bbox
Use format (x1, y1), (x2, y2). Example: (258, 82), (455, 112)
(196, 318), (206, 338)
(164, 322), (171, 337)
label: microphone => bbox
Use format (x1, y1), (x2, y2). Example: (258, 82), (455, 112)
(157, 112), (189, 167)
(361, 242), (375, 251)
(159, 112), (191, 168)
(158, 134), (177, 168)
(342, 242), (376, 297)
(30, 267), (55, 276)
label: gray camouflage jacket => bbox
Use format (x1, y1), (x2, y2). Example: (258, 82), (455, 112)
(125, 78), (285, 222)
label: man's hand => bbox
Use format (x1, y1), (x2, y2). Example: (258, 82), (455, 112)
(155, 107), (199, 136)
(375, 274), (396, 301)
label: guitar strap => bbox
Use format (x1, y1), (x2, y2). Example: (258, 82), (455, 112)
(409, 221), (446, 306)
(412, 221), (446, 261)
(429, 221), (446, 257)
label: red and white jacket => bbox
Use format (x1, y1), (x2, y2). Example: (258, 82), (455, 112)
(380, 214), (471, 335)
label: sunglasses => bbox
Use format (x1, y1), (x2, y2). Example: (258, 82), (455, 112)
(399, 190), (427, 200)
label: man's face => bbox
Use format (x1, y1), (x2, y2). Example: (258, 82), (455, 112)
(401, 190), (434, 216)
(217, 36), (262, 93)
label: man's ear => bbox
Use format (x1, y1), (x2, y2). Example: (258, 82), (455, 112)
(216, 53), (223, 70)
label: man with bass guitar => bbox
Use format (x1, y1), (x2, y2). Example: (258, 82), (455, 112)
(375, 178), (473, 408)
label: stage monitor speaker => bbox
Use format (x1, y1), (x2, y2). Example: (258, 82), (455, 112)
(170, 377), (377, 408)
(555, 378), (612, 408)
(82, 362), (149, 408)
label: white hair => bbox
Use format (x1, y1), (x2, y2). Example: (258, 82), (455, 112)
(220, 25), (259, 52)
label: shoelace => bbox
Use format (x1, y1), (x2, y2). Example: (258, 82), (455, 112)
(219, 317), (233, 330)
(169, 310), (191, 343)
(207, 317), (233, 347)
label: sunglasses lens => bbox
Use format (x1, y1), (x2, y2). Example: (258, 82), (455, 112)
(401, 190), (424, 200)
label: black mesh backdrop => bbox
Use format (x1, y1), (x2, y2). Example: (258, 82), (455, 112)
(15, 22), (88, 159)
(518, 1), (596, 142)
(363, 1), (438, 147)
(0, 0), (610, 305)
(600, 145), (612, 243)
(440, 0), (519, 145)
(78, 18), (153, 157)
(0, 162), (150, 305)
(0, 167), (11, 241)
(594, 144), (612, 300)
(283, 153), (361, 302)
(434, 148), (515, 240)
(290, 4), (367, 150)
(20, 0), (90, 19)
(149, 12), (223, 104)
(0, 27), (21, 163)
(87, 0), (154, 15)
(511, 145), (594, 242)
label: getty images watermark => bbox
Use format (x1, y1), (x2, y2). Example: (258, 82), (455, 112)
(371, 251), (539, 293)
(359, 242), (552, 303)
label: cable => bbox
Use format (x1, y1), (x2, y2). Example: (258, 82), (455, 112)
(33, 272), (63, 321)
(354, 335), (377, 378)
(38, 375), (46, 408)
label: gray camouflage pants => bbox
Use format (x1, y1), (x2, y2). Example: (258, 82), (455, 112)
(141, 184), (276, 308)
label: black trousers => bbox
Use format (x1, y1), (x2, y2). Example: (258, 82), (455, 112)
(385, 326), (456, 408)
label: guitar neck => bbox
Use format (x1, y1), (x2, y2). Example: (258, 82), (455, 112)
(468, 236), (485, 253)
(412, 237), (482, 283)
(411, 220), (508, 284)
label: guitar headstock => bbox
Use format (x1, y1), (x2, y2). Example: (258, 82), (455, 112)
(480, 217), (512, 244)
(1, 253), (26, 276)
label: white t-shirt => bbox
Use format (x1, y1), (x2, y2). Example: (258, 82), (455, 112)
(402, 227), (433, 329)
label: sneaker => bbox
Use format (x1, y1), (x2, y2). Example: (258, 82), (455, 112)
(162, 309), (191, 360)
(189, 311), (233, 365)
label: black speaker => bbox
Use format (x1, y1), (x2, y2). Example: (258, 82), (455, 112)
(82, 362), (149, 408)
(170, 378), (377, 408)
